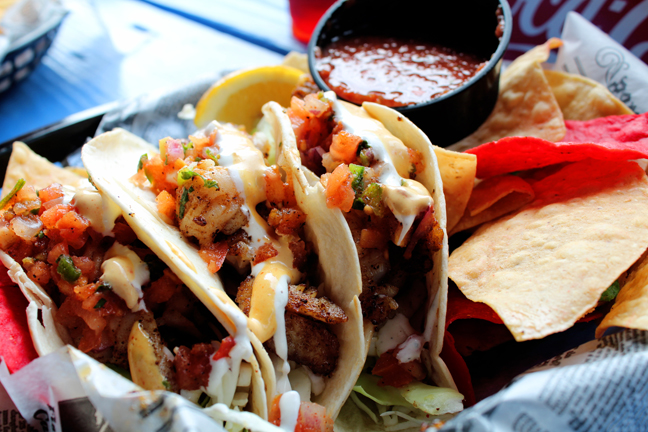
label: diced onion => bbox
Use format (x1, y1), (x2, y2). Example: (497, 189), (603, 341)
(11, 215), (43, 240)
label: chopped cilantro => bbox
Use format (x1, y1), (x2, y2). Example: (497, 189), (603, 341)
(205, 148), (219, 165)
(182, 141), (194, 154)
(177, 167), (219, 189)
(600, 281), (621, 303)
(178, 186), (194, 220)
(356, 140), (369, 154)
(94, 298), (107, 309)
(30, 207), (40, 215)
(35, 230), (45, 239)
(162, 380), (171, 390)
(95, 283), (112, 293)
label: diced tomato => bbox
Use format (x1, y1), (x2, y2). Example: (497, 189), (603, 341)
(372, 351), (416, 388)
(47, 242), (69, 264)
(141, 155), (178, 195)
(174, 343), (215, 390)
(72, 256), (96, 278)
(329, 130), (363, 164)
(265, 166), (297, 208)
(253, 242), (279, 265)
(288, 96), (335, 153)
(324, 164), (354, 212)
(295, 402), (334, 432)
(212, 336), (236, 361)
(145, 269), (181, 304)
(16, 186), (38, 202)
(199, 241), (229, 273)
(38, 184), (64, 204)
(24, 260), (50, 285)
(40, 204), (74, 229)
(56, 211), (90, 249)
(268, 396), (333, 432)
(156, 190), (176, 224)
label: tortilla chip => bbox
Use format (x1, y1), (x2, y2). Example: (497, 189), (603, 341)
(544, 70), (633, 121)
(2, 142), (84, 196)
(432, 148), (476, 233)
(448, 39), (566, 152)
(596, 253), (648, 337)
(450, 175), (535, 235)
(449, 159), (648, 341)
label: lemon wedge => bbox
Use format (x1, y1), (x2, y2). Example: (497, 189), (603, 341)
(194, 65), (305, 132)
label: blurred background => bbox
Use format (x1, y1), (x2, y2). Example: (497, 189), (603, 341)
(0, 0), (645, 145)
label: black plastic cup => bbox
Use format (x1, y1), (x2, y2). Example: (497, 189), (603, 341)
(308, 0), (512, 147)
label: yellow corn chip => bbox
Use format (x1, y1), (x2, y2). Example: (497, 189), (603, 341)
(2, 142), (84, 196)
(448, 39), (566, 152)
(450, 175), (534, 235)
(544, 69), (633, 120)
(449, 159), (648, 341)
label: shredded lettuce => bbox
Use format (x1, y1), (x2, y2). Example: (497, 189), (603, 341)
(353, 374), (410, 408)
(353, 373), (464, 423)
(400, 382), (463, 415)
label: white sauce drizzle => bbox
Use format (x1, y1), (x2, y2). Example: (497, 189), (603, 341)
(375, 313), (415, 356)
(279, 391), (301, 432)
(100, 242), (149, 312)
(191, 122), (300, 404)
(72, 183), (122, 237)
(204, 299), (253, 408)
(396, 334), (424, 363)
(272, 273), (292, 393)
(326, 92), (432, 244)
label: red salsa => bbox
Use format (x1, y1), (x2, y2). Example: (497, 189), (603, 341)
(315, 36), (487, 107)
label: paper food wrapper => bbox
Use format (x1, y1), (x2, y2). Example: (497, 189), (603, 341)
(556, 12), (648, 114)
(0, 347), (284, 432)
(439, 329), (648, 431)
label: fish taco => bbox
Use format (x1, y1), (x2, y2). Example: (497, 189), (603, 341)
(82, 121), (365, 426)
(258, 91), (463, 430)
(0, 142), (267, 419)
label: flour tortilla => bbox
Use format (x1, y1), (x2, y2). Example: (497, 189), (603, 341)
(448, 39), (566, 152)
(262, 102), (367, 419)
(82, 130), (269, 419)
(449, 159), (648, 341)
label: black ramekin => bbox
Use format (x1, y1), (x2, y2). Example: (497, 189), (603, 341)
(308, 0), (512, 147)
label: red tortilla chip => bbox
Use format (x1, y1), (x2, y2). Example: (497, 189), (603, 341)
(0, 266), (37, 372)
(447, 285), (503, 328)
(467, 113), (648, 179)
(440, 331), (475, 407)
(563, 112), (648, 143)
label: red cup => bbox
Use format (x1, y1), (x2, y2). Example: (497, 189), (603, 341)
(288, 0), (337, 44)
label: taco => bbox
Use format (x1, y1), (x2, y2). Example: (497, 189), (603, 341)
(257, 91), (463, 430)
(0, 142), (267, 418)
(81, 122), (365, 426)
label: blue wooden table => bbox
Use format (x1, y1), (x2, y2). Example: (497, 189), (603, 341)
(0, 0), (305, 144)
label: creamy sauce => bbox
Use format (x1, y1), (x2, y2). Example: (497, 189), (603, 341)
(375, 313), (415, 356)
(396, 334), (424, 363)
(72, 184), (122, 236)
(279, 391), (301, 432)
(205, 298), (253, 408)
(326, 92), (433, 244)
(100, 242), (149, 311)
(196, 122), (300, 344)
(272, 273), (292, 393)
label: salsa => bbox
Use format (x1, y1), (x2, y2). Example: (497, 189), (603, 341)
(315, 36), (487, 107)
